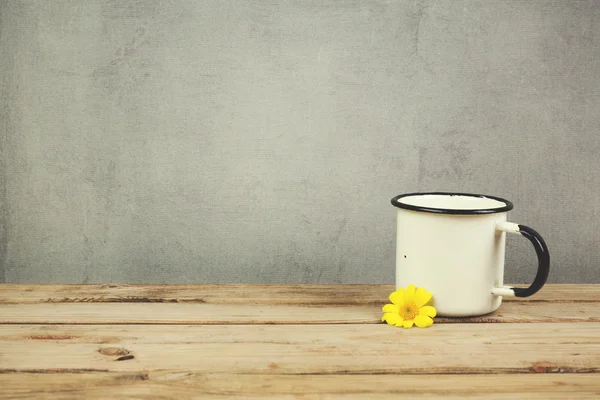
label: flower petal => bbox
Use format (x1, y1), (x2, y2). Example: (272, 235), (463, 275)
(414, 287), (432, 307)
(404, 284), (416, 302)
(382, 313), (400, 325)
(389, 289), (405, 305)
(418, 305), (437, 318)
(401, 319), (414, 328)
(414, 314), (433, 328)
(382, 304), (399, 313)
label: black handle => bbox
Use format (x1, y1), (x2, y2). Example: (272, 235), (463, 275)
(511, 224), (550, 297)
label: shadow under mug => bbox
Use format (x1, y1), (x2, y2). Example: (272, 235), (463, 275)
(391, 192), (550, 317)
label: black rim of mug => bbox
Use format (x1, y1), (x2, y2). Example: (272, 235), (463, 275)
(391, 192), (514, 215)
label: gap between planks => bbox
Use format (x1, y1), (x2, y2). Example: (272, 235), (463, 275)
(1, 284), (598, 305)
(0, 301), (598, 324)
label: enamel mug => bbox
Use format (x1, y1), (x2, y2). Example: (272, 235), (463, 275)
(391, 192), (550, 317)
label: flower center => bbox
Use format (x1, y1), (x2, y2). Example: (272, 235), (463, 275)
(400, 302), (417, 320)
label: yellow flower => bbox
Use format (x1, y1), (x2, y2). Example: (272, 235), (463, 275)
(381, 284), (436, 328)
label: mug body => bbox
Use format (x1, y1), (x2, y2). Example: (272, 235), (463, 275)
(392, 192), (513, 317)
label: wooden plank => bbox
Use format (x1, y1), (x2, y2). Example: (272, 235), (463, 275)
(1, 324), (599, 374)
(0, 301), (598, 325)
(0, 303), (376, 324)
(1, 284), (598, 305)
(0, 372), (599, 400)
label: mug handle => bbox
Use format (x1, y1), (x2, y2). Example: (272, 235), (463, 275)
(491, 222), (550, 297)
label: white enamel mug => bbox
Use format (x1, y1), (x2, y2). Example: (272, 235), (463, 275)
(391, 192), (550, 317)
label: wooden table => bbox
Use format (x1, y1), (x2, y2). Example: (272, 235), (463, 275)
(0, 284), (599, 399)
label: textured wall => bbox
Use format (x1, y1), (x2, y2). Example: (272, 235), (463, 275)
(1, 1), (599, 284)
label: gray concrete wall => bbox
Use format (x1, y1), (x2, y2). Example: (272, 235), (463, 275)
(1, 0), (599, 284)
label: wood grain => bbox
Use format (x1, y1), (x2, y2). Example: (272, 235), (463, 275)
(1, 324), (599, 374)
(1, 372), (599, 400)
(1, 285), (598, 398)
(0, 300), (598, 325)
(1, 284), (598, 305)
